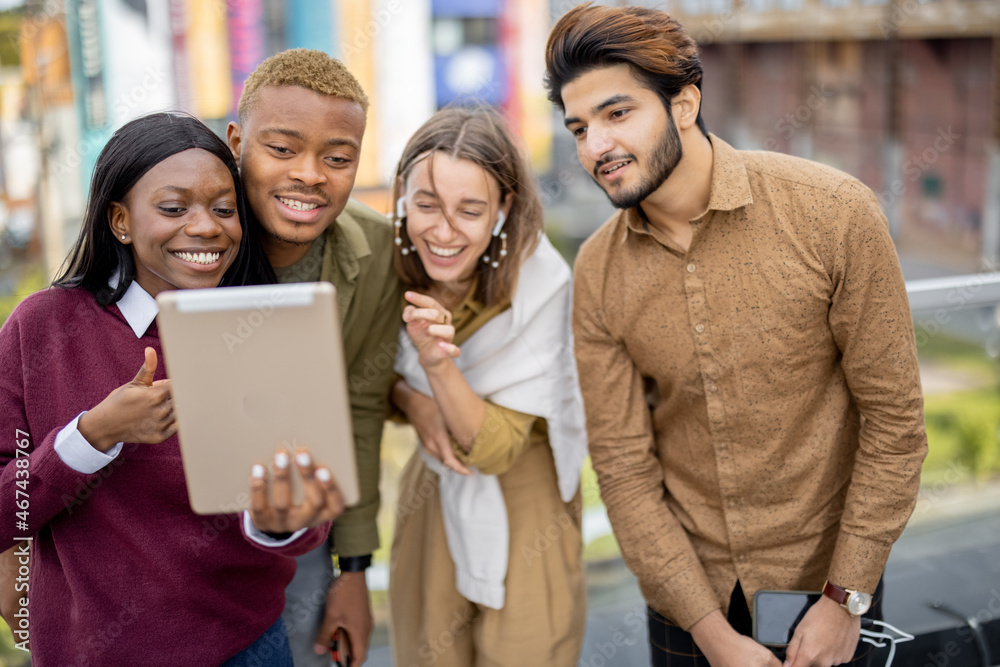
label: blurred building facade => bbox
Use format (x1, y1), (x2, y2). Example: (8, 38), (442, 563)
(664, 0), (999, 271)
(3, 0), (999, 279)
(8, 0), (553, 277)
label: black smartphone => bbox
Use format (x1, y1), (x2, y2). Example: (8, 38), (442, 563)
(752, 590), (821, 646)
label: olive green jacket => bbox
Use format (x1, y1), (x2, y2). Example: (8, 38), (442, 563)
(275, 198), (402, 557)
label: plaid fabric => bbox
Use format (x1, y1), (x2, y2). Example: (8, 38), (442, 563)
(648, 581), (884, 666)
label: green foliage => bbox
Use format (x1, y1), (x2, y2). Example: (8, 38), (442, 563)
(579, 457), (602, 511)
(923, 387), (1000, 483)
(583, 532), (621, 562)
(917, 331), (1000, 482)
(544, 223), (579, 266)
(0, 8), (23, 68)
(918, 334), (998, 379)
(0, 619), (31, 666)
(0, 268), (48, 327)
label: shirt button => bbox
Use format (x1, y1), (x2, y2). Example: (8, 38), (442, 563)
(695, 323), (705, 333)
(707, 383), (718, 393)
(686, 263), (697, 273)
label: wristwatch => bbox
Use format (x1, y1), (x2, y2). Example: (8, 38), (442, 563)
(336, 554), (372, 573)
(822, 581), (871, 617)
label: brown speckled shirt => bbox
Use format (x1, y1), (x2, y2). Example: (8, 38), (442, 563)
(572, 134), (928, 630)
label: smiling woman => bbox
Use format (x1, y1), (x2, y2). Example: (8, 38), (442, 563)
(391, 106), (541, 309)
(387, 106), (589, 666)
(0, 113), (345, 666)
(107, 148), (243, 297)
(55, 113), (273, 304)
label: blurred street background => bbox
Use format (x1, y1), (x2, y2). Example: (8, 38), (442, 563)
(1, 0), (999, 665)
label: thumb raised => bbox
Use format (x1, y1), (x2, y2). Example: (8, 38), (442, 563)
(133, 347), (157, 385)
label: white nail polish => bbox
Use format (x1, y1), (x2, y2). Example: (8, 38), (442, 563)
(296, 452), (311, 467)
(252, 464), (265, 479)
(316, 468), (331, 483)
(274, 452), (290, 469)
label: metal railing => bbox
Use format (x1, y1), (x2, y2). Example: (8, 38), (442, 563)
(906, 273), (1000, 312)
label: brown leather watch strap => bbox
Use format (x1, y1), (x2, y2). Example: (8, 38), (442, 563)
(822, 581), (849, 605)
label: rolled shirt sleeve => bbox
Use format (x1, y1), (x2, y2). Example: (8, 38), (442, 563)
(452, 402), (537, 477)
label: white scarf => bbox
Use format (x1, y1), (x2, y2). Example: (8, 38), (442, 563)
(394, 234), (588, 609)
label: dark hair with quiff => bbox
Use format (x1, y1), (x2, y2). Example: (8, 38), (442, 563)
(544, 2), (707, 135)
(392, 106), (542, 308)
(237, 49), (369, 125)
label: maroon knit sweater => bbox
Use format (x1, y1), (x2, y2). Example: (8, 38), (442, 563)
(0, 286), (329, 666)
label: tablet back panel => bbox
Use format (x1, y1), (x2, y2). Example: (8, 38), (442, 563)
(156, 282), (358, 514)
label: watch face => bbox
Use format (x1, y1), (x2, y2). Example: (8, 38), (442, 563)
(846, 592), (871, 616)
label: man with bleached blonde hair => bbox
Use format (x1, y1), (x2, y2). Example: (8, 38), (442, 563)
(229, 48), (402, 666)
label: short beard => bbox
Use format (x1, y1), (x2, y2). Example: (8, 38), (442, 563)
(267, 229), (314, 247)
(598, 112), (683, 210)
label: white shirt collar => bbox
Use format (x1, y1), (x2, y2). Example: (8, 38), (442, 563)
(111, 276), (159, 338)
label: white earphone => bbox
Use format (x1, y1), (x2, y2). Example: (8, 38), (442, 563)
(491, 210), (506, 237)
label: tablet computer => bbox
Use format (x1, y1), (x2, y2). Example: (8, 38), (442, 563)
(156, 282), (358, 515)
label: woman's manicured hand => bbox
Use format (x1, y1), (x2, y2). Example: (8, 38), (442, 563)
(403, 291), (460, 368)
(248, 448), (344, 533)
